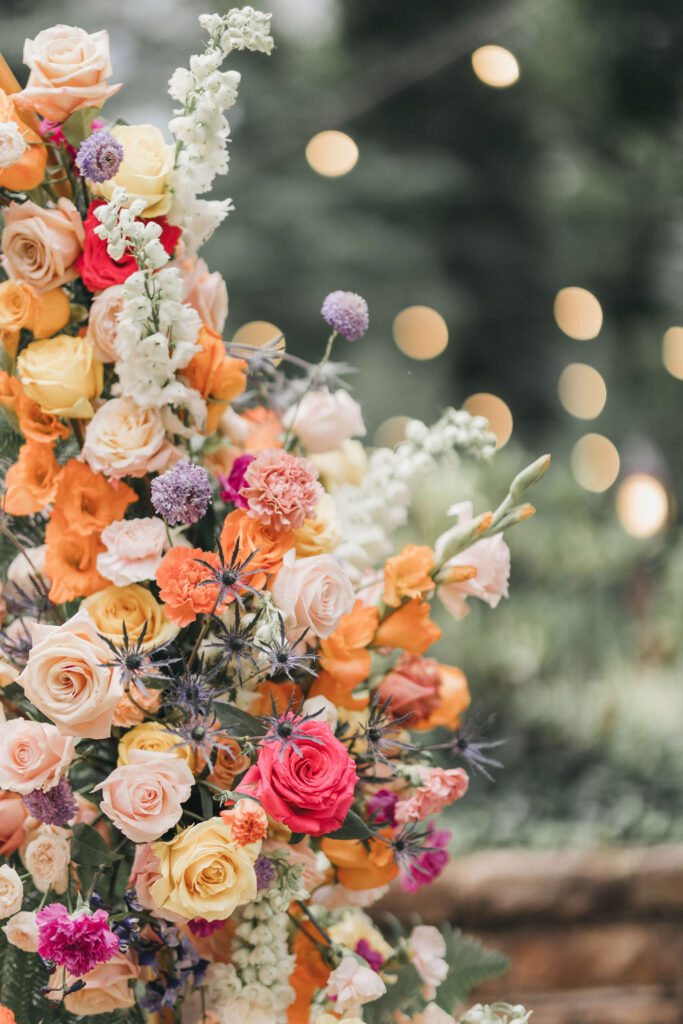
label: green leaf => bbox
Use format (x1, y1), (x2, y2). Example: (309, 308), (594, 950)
(364, 964), (424, 1024)
(324, 809), (372, 841)
(213, 701), (266, 737)
(61, 106), (100, 148)
(71, 822), (121, 866)
(434, 927), (509, 1007)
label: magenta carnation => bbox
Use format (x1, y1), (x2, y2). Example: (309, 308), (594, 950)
(36, 904), (120, 976)
(218, 453), (255, 508)
(399, 825), (450, 893)
(240, 448), (323, 532)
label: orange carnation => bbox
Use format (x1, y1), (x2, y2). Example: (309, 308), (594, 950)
(219, 508), (294, 591)
(321, 829), (399, 890)
(155, 546), (224, 627)
(50, 459), (137, 536)
(4, 441), (61, 514)
(383, 544), (435, 607)
(44, 522), (109, 603)
(309, 599), (379, 710)
(180, 325), (247, 435)
(0, 88), (47, 193)
(288, 926), (331, 1024)
(374, 598), (442, 655)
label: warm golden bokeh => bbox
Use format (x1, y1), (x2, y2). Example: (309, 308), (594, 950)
(553, 287), (603, 340)
(305, 131), (359, 176)
(373, 415), (412, 447)
(462, 392), (513, 449)
(232, 320), (285, 364)
(616, 473), (669, 537)
(471, 45), (520, 88)
(392, 305), (449, 359)
(570, 433), (620, 492)
(662, 326), (683, 380)
(558, 362), (607, 419)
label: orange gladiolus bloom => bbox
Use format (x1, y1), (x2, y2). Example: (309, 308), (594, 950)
(50, 459), (137, 536)
(0, 89), (47, 192)
(155, 546), (224, 628)
(0, 1005), (17, 1024)
(44, 522), (109, 603)
(180, 325), (247, 434)
(250, 680), (303, 717)
(242, 406), (283, 451)
(308, 599), (379, 710)
(16, 391), (69, 443)
(288, 927), (331, 1024)
(417, 664), (471, 732)
(321, 830), (399, 890)
(0, 370), (20, 419)
(219, 508), (294, 591)
(374, 598), (442, 655)
(383, 544), (435, 607)
(4, 441), (62, 514)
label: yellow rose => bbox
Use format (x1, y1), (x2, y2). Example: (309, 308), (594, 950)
(94, 125), (173, 218)
(293, 493), (343, 557)
(309, 439), (368, 492)
(151, 818), (259, 921)
(81, 583), (178, 651)
(16, 334), (102, 418)
(117, 722), (194, 771)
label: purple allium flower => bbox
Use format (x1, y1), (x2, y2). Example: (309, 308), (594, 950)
(22, 777), (78, 827)
(254, 853), (276, 891)
(366, 788), (398, 827)
(36, 904), (120, 976)
(187, 917), (226, 938)
(355, 938), (385, 973)
(321, 290), (369, 341)
(399, 825), (450, 894)
(150, 462), (212, 526)
(75, 130), (124, 183)
(218, 453), (255, 508)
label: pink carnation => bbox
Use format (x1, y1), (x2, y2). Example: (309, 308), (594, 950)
(36, 903), (119, 977)
(240, 448), (323, 532)
(395, 767), (469, 824)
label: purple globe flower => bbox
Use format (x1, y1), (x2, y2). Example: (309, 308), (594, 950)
(22, 777), (78, 827)
(75, 130), (124, 183)
(151, 462), (212, 526)
(321, 290), (369, 341)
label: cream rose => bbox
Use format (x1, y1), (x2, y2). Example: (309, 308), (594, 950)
(17, 609), (124, 739)
(94, 750), (194, 843)
(24, 826), (70, 894)
(3, 910), (38, 951)
(270, 549), (355, 639)
(82, 396), (176, 478)
(309, 439), (369, 492)
(1, 198), (84, 293)
(178, 256), (228, 333)
(0, 718), (75, 794)
(293, 494), (342, 557)
(151, 818), (259, 921)
(0, 864), (23, 918)
(49, 953), (140, 1016)
(81, 583), (178, 651)
(93, 125), (173, 218)
(96, 518), (168, 587)
(117, 722), (194, 770)
(0, 122), (26, 168)
(283, 388), (366, 453)
(17, 334), (102, 418)
(6, 544), (48, 599)
(87, 284), (123, 362)
(14, 25), (121, 122)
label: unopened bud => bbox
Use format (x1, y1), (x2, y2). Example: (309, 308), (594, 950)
(509, 454), (550, 501)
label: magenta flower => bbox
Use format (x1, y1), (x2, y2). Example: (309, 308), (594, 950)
(218, 453), (255, 508)
(399, 825), (451, 893)
(36, 904), (120, 977)
(187, 917), (226, 938)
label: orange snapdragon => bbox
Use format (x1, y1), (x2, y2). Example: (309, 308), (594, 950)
(219, 508), (294, 591)
(321, 829), (399, 890)
(0, 88), (47, 193)
(49, 460), (137, 536)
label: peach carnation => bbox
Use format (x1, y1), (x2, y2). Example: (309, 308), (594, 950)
(221, 799), (268, 846)
(241, 448), (323, 532)
(394, 767), (469, 824)
(155, 546), (224, 628)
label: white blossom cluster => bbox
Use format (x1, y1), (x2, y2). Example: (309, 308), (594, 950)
(204, 885), (295, 1024)
(461, 1004), (532, 1024)
(168, 8), (273, 252)
(333, 408), (496, 571)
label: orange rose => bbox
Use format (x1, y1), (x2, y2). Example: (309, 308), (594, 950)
(219, 508), (294, 591)
(0, 89), (47, 192)
(180, 325), (247, 434)
(309, 599), (379, 710)
(49, 459), (137, 536)
(155, 546), (223, 627)
(321, 830), (399, 890)
(374, 598), (442, 655)
(0, 281), (70, 358)
(44, 523), (109, 603)
(383, 544), (435, 607)
(4, 441), (62, 514)
(196, 735), (250, 791)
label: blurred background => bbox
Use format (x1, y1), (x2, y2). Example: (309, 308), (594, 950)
(3, 0), (683, 1018)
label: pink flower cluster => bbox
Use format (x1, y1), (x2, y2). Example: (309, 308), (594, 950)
(241, 448), (323, 531)
(395, 767), (469, 824)
(36, 903), (120, 976)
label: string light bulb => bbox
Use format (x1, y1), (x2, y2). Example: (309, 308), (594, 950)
(471, 45), (520, 88)
(616, 474), (669, 537)
(662, 327), (683, 380)
(462, 393), (513, 449)
(558, 363), (607, 419)
(570, 433), (619, 492)
(392, 306), (449, 359)
(554, 287), (603, 340)
(305, 131), (358, 176)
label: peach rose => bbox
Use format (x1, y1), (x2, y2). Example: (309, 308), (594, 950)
(16, 334), (102, 418)
(179, 256), (228, 333)
(14, 26), (121, 122)
(1, 198), (84, 293)
(81, 583), (178, 651)
(0, 792), (29, 856)
(0, 719), (74, 794)
(270, 548), (355, 639)
(49, 952), (140, 1016)
(86, 284), (123, 362)
(96, 517), (168, 586)
(82, 396), (176, 478)
(0, 280), (70, 343)
(94, 750), (194, 843)
(3, 910), (38, 952)
(24, 826), (70, 894)
(17, 609), (124, 739)
(0, 864), (23, 918)
(94, 125), (173, 218)
(282, 388), (366, 453)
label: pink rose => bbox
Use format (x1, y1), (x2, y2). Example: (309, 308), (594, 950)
(239, 715), (357, 836)
(394, 767), (469, 824)
(1, 198), (84, 293)
(17, 609), (124, 739)
(128, 843), (186, 922)
(325, 956), (386, 1013)
(436, 502), (510, 620)
(409, 925), (448, 989)
(241, 448), (323, 532)
(0, 791), (29, 855)
(0, 719), (74, 794)
(14, 26), (121, 122)
(48, 952), (140, 1015)
(377, 654), (442, 722)
(82, 396), (177, 479)
(97, 517), (168, 586)
(270, 549), (355, 640)
(94, 750), (194, 843)
(87, 284), (123, 362)
(282, 387), (366, 453)
(178, 256), (228, 333)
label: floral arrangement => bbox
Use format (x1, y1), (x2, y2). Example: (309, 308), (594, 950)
(0, 11), (548, 1024)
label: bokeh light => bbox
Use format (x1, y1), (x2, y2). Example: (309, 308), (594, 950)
(553, 287), (603, 340)
(616, 474), (669, 537)
(373, 416), (412, 448)
(662, 326), (683, 380)
(305, 131), (359, 176)
(570, 433), (620, 492)
(462, 393), (513, 449)
(392, 306), (449, 359)
(232, 321), (286, 364)
(557, 363), (607, 419)
(471, 45), (520, 88)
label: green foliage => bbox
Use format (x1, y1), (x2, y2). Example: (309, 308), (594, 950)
(324, 808), (373, 841)
(70, 822), (123, 892)
(61, 107), (100, 148)
(434, 928), (509, 1009)
(213, 700), (266, 737)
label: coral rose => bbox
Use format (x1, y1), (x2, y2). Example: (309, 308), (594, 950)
(0, 89), (47, 192)
(81, 583), (178, 651)
(241, 448), (323, 532)
(195, 734), (250, 792)
(270, 549), (355, 640)
(17, 609), (124, 738)
(0, 718), (74, 794)
(48, 953), (140, 1015)
(16, 334), (102, 418)
(117, 723), (194, 770)
(283, 388), (366, 453)
(219, 508), (294, 592)
(1, 198), (84, 293)
(0, 793), (28, 856)
(86, 284), (123, 362)
(321, 831), (399, 891)
(82, 395), (176, 479)
(96, 517), (168, 586)
(178, 255), (228, 333)
(50, 459), (137, 537)
(94, 750), (194, 843)
(92, 124), (173, 218)
(377, 653), (442, 724)
(414, 664), (470, 732)
(3, 442), (62, 515)
(373, 598), (442, 655)
(44, 524), (109, 603)
(383, 545), (435, 607)
(155, 546), (224, 628)
(238, 716), (357, 836)
(151, 818), (260, 921)
(180, 324), (247, 434)
(112, 682), (162, 728)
